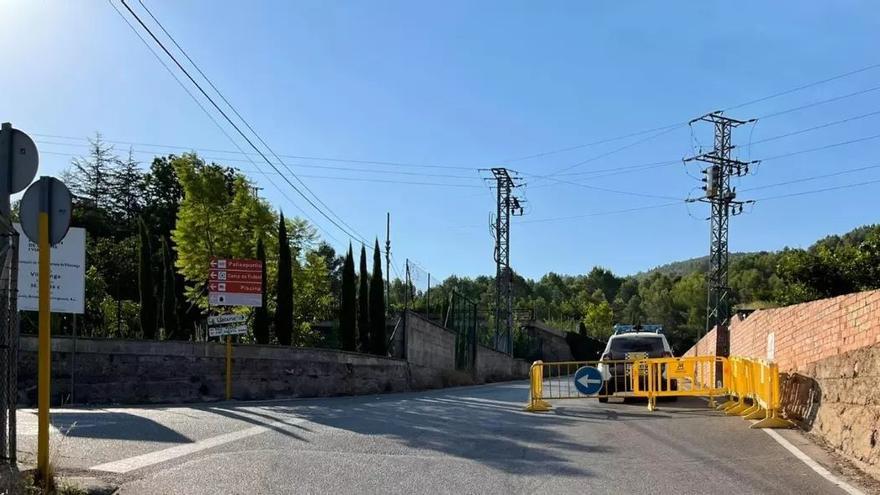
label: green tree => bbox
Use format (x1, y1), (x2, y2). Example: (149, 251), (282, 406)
(66, 132), (116, 211)
(340, 245), (357, 351)
(171, 154), (275, 307)
(581, 293), (614, 341)
(253, 237), (270, 344)
(357, 245), (370, 352)
(110, 147), (145, 227)
(370, 239), (386, 355)
(275, 214), (294, 346)
(160, 236), (179, 339)
(293, 251), (334, 346)
(138, 217), (157, 339)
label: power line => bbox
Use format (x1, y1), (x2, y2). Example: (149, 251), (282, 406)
(520, 171), (684, 201)
(742, 163), (880, 192)
(32, 131), (477, 170)
(132, 0), (368, 245)
(755, 177), (880, 202)
(724, 63), (880, 112)
(755, 84), (880, 120)
(746, 108), (880, 147)
(107, 0), (338, 243)
(498, 61), (880, 166)
(514, 202), (682, 225)
(116, 0), (369, 246)
(36, 145), (482, 180)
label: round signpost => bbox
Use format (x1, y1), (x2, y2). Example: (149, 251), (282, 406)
(19, 176), (72, 246)
(574, 366), (604, 396)
(19, 176), (72, 487)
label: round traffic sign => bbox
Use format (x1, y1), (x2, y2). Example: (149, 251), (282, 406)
(19, 177), (72, 245)
(574, 366), (604, 396)
(4, 127), (39, 193)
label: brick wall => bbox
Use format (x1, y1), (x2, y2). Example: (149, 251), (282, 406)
(683, 289), (880, 480)
(685, 289), (880, 371)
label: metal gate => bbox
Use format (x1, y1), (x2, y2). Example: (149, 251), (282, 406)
(445, 290), (477, 371)
(0, 220), (19, 464)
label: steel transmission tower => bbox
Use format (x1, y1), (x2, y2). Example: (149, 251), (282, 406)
(490, 168), (524, 354)
(684, 112), (757, 357)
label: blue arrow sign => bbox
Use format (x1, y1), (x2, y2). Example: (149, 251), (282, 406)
(574, 366), (604, 396)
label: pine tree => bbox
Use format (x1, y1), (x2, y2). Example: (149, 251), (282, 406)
(110, 147), (145, 227)
(138, 217), (157, 339)
(340, 244), (357, 351)
(160, 236), (179, 339)
(68, 132), (116, 210)
(253, 237), (270, 344)
(370, 239), (387, 355)
(275, 214), (294, 346)
(357, 245), (370, 352)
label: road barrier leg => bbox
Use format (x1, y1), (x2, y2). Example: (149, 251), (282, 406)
(750, 410), (792, 429)
(744, 407), (767, 420)
(524, 361), (551, 413)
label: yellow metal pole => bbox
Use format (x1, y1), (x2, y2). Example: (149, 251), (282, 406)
(225, 335), (232, 400)
(37, 211), (51, 486)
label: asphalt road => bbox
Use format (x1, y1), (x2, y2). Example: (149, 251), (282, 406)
(14, 381), (869, 494)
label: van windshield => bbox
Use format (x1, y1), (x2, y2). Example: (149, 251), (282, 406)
(610, 336), (665, 354)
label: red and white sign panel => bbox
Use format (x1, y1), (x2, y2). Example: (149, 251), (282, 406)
(208, 257), (263, 307)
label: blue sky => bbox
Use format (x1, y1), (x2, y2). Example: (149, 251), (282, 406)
(2, 1), (879, 281)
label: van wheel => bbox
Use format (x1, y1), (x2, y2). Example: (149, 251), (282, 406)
(598, 397), (608, 403)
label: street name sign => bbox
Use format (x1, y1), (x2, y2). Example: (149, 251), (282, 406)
(207, 314), (247, 326)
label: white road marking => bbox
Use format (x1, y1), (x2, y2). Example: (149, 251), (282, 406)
(90, 417), (307, 474)
(761, 428), (865, 495)
(694, 397), (865, 494)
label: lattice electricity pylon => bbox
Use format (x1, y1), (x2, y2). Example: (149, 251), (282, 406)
(684, 112), (757, 357)
(488, 168), (524, 355)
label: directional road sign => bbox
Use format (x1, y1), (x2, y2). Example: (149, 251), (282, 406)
(574, 366), (604, 396)
(207, 314), (247, 327)
(208, 257), (263, 307)
(208, 324), (248, 338)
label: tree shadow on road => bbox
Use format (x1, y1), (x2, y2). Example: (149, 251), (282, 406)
(215, 383), (612, 477)
(46, 411), (192, 443)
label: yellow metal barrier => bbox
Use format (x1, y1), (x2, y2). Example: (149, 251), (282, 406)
(523, 358), (651, 411)
(716, 356), (792, 428)
(632, 356), (728, 411)
(524, 355), (791, 428)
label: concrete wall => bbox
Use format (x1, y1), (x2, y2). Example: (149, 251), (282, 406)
(475, 344), (530, 383)
(18, 337), (410, 406)
(522, 321), (573, 362)
(16, 310), (529, 407)
(684, 290), (880, 480)
(405, 312), (456, 372)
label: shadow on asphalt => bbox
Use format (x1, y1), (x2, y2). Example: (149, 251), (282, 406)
(204, 383), (613, 477)
(205, 405), (312, 442)
(48, 411), (191, 443)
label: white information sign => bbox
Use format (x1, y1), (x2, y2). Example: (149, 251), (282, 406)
(15, 223), (86, 314)
(208, 314), (247, 326)
(208, 324), (248, 337)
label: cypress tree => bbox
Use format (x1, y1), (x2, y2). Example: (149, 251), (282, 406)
(340, 244), (357, 351)
(253, 237), (270, 344)
(357, 245), (370, 352)
(370, 239), (386, 355)
(138, 217), (157, 339)
(275, 214), (294, 346)
(160, 236), (179, 339)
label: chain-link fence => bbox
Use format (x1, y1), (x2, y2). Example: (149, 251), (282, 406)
(445, 290), (477, 371)
(405, 259), (440, 320)
(0, 218), (19, 465)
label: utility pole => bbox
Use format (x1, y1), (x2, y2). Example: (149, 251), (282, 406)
(684, 112), (756, 358)
(385, 212), (391, 309)
(489, 168), (524, 355)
